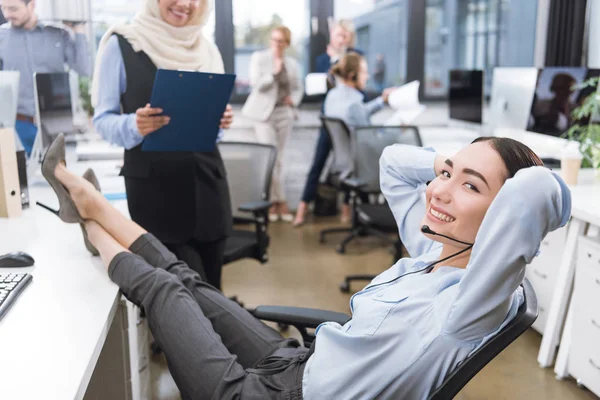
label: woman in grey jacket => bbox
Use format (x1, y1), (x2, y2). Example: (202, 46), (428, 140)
(242, 26), (303, 222)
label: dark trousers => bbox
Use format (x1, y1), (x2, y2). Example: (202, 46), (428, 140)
(301, 127), (331, 204)
(110, 234), (307, 400)
(166, 237), (226, 290)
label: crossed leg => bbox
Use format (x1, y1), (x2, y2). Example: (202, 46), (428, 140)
(54, 164), (299, 398)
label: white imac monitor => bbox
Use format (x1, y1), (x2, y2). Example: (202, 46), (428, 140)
(29, 72), (74, 173)
(33, 71), (74, 147)
(489, 67), (539, 138)
(0, 71), (20, 129)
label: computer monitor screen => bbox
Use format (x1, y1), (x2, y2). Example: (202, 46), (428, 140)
(449, 70), (483, 124)
(527, 67), (600, 137)
(34, 72), (74, 144)
(0, 71), (20, 129)
(489, 67), (539, 133)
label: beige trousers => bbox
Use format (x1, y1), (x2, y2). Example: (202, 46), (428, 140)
(254, 106), (294, 203)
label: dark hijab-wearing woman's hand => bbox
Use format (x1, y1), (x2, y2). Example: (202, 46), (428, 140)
(136, 103), (170, 136)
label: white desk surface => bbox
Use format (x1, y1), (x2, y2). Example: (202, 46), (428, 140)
(0, 160), (127, 400)
(568, 183), (600, 226)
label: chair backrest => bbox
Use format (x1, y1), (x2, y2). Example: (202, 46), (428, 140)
(428, 278), (538, 400)
(321, 116), (354, 179)
(353, 125), (423, 192)
(217, 141), (277, 219)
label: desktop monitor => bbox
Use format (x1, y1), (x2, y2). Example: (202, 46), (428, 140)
(527, 67), (600, 137)
(449, 70), (483, 124)
(489, 67), (539, 133)
(0, 71), (20, 129)
(33, 72), (74, 147)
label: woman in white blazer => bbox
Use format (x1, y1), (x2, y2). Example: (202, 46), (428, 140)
(242, 26), (303, 222)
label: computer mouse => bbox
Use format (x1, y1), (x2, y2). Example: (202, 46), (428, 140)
(0, 252), (35, 268)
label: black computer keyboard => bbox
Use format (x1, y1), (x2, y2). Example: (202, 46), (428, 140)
(0, 273), (32, 322)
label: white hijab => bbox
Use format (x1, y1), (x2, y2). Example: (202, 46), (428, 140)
(91, 0), (224, 107)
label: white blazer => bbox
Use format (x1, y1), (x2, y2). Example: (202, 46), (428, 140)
(242, 49), (304, 122)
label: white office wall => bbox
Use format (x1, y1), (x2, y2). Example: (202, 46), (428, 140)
(588, 0), (600, 67)
(36, 0), (91, 22)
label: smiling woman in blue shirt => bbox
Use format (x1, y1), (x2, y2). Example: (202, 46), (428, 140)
(40, 129), (571, 398)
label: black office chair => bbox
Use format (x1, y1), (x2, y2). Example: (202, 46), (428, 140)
(218, 142), (277, 266)
(317, 117), (357, 243)
(338, 125), (423, 292)
(252, 278), (538, 398)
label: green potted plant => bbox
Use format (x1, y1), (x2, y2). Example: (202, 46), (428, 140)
(564, 76), (600, 176)
(79, 76), (94, 118)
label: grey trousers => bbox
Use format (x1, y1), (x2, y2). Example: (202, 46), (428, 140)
(109, 234), (307, 400)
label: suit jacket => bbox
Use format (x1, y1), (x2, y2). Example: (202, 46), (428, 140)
(242, 50), (303, 122)
(315, 48), (364, 73)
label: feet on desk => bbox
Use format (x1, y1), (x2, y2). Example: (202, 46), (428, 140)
(38, 135), (107, 256)
(38, 134), (84, 223)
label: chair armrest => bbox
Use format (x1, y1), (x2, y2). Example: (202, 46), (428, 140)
(238, 200), (272, 213)
(251, 305), (351, 328)
(341, 178), (368, 191)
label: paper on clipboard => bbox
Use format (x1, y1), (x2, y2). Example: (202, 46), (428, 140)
(305, 73), (328, 95)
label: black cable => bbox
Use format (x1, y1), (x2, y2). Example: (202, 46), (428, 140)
(365, 244), (474, 291)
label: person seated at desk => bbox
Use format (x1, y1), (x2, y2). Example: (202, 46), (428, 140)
(39, 132), (570, 399)
(294, 52), (396, 226)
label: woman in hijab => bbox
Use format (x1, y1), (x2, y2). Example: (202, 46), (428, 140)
(92, 0), (233, 290)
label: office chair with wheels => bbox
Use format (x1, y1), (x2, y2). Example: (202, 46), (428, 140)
(217, 142), (277, 266)
(252, 278), (538, 399)
(318, 117), (356, 243)
(338, 125), (423, 292)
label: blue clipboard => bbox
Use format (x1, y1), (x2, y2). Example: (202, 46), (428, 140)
(142, 69), (236, 152)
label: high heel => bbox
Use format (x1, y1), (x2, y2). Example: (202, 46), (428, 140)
(80, 169), (101, 256)
(37, 134), (83, 223)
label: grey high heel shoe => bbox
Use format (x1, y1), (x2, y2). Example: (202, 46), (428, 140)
(80, 169), (101, 256)
(36, 134), (83, 223)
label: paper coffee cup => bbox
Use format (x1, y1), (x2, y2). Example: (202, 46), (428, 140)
(560, 143), (583, 185)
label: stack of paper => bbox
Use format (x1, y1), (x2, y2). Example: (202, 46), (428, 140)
(305, 73), (328, 96)
(385, 81), (427, 126)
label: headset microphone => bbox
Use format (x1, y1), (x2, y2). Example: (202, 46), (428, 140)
(421, 225), (474, 247)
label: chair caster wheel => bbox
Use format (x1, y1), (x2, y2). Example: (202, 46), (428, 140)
(340, 282), (350, 293)
(336, 245), (346, 254)
(319, 236), (326, 244)
(278, 323), (289, 332)
(151, 341), (162, 356)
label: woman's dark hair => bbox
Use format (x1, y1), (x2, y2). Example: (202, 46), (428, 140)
(471, 137), (543, 179)
(330, 52), (364, 82)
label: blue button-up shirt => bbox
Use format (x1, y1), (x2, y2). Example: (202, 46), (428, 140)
(0, 22), (90, 117)
(324, 83), (384, 127)
(302, 145), (571, 399)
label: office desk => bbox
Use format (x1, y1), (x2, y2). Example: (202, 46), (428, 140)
(537, 182), (600, 371)
(0, 161), (134, 399)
